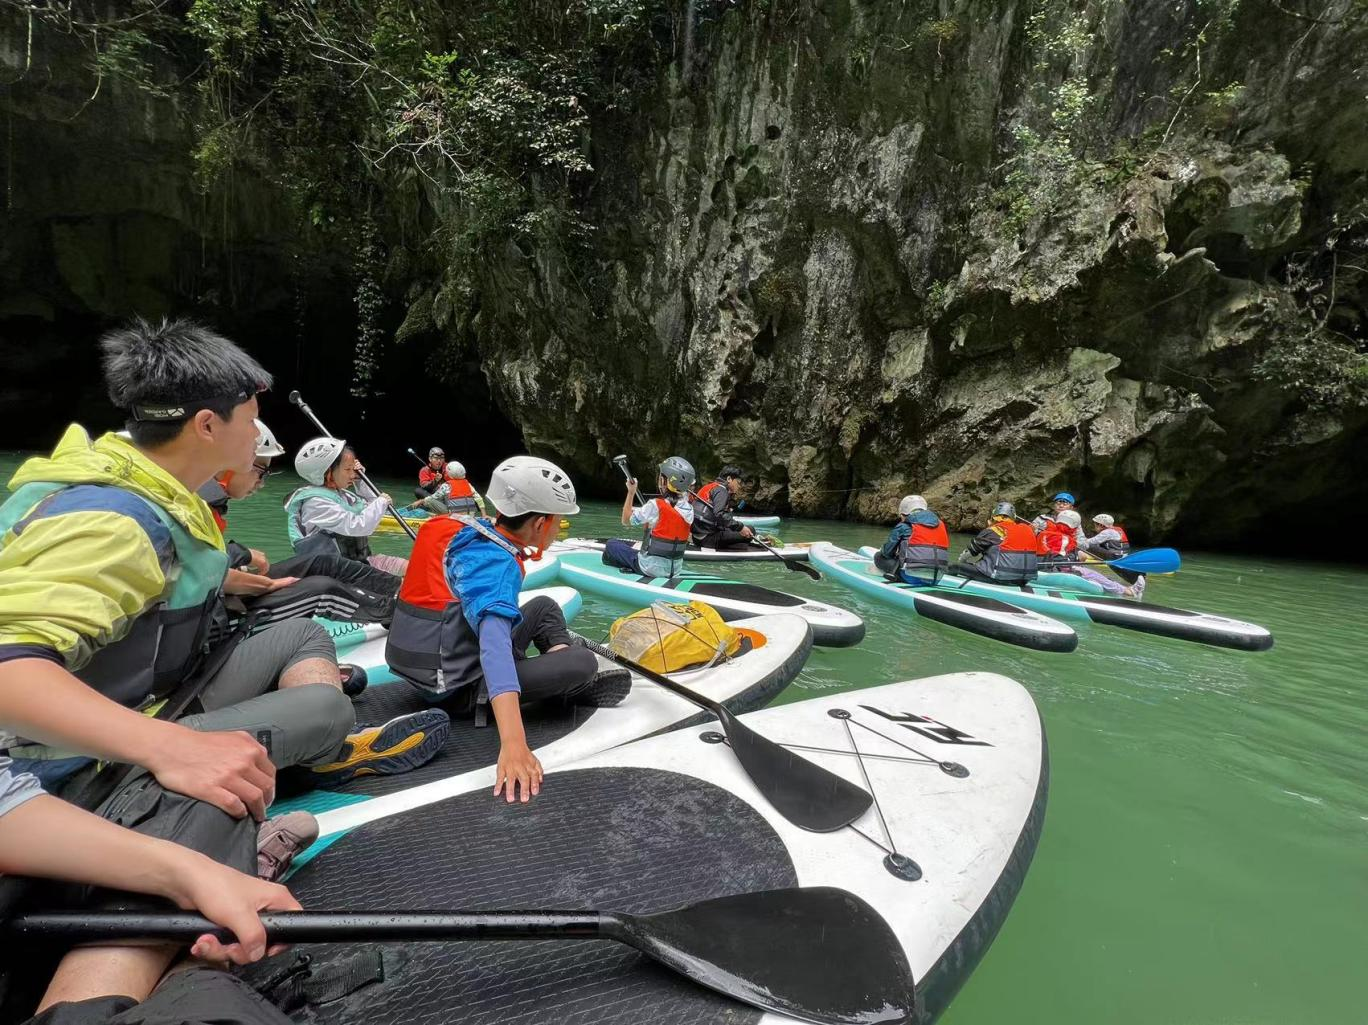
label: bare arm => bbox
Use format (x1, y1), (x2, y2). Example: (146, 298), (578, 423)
(0, 658), (276, 820)
(0, 794), (299, 963)
(620, 479), (639, 526)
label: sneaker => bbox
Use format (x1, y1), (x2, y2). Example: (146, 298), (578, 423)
(576, 658), (633, 707)
(257, 810), (319, 882)
(309, 709), (451, 788)
(339, 663), (369, 698)
(1128, 576), (1147, 600)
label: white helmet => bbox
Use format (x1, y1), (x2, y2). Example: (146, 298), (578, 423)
(488, 455), (579, 516)
(255, 419), (286, 458)
(446, 460), (467, 480)
(1059, 509), (1083, 529)
(295, 436), (347, 486)
(898, 494), (928, 516)
(1092, 513), (1115, 528)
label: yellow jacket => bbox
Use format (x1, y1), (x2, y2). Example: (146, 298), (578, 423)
(0, 425), (223, 670)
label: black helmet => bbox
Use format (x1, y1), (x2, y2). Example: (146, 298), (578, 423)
(718, 465), (745, 481)
(992, 501), (1016, 519)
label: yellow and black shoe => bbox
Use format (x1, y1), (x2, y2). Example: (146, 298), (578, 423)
(309, 709), (451, 789)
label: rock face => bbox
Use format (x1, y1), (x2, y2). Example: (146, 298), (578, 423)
(4, 2), (1367, 551)
(416, 0), (1368, 549)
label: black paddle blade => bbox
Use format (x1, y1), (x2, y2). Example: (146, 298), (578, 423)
(718, 706), (872, 832)
(610, 886), (914, 1025)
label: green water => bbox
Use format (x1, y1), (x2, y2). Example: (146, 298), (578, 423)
(4, 453), (1366, 1024)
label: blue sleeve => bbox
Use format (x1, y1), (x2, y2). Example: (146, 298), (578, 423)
(880, 523), (911, 559)
(444, 538), (523, 631)
(478, 616), (520, 699)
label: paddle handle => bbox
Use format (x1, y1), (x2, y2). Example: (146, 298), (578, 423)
(289, 391), (418, 541)
(574, 636), (720, 715)
(9, 911), (606, 944)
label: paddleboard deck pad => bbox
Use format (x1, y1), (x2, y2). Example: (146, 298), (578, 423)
(269, 612), (813, 823)
(553, 547), (864, 647)
(810, 544), (1077, 653)
(252, 673), (1044, 1025)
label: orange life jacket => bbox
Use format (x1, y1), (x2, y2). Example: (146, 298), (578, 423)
(447, 478), (475, 500)
(643, 497), (692, 560)
(901, 517), (950, 578)
(399, 516), (526, 611)
(979, 519), (1039, 584)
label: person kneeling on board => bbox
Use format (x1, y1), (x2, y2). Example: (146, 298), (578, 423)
(873, 495), (949, 586)
(691, 465), (756, 551)
(954, 502), (1039, 586)
(385, 456), (626, 804)
(199, 420), (399, 638)
(602, 456), (696, 577)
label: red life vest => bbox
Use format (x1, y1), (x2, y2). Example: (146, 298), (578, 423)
(979, 519), (1039, 584)
(901, 517), (950, 577)
(447, 478), (475, 500)
(999, 520), (1038, 552)
(643, 497), (691, 560)
(399, 516), (525, 611)
(1112, 525), (1130, 544)
(1036, 520), (1076, 557)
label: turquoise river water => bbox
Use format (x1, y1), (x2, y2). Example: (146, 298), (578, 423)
(3, 452), (1365, 1025)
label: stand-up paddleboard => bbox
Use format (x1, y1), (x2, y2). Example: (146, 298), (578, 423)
(264, 672), (1045, 1025)
(553, 546), (864, 647)
(929, 567), (1274, 651)
(810, 543), (1077, 652)
(856, 545), (1107, 596)
(318, 552), (562, 655)
(564, 537), (813, 563)
(735, 514), (781, 529)
(269, 612), (814, 824)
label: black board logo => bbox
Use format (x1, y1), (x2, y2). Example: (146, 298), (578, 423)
(859, 706), (992, 747)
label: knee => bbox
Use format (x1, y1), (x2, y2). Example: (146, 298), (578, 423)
(292, 683), (357, 751)
(283, 618), (339, 665)
(561, 646), (597, 683)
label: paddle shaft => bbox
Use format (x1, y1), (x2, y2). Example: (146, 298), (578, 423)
(576, 635), (721, 716)
(9, 911), (604, 944)
(687, 487), (819, 580)
(288, 391), (417, 541)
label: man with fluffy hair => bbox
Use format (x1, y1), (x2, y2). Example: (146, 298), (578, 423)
(0, 317), (448, 1021)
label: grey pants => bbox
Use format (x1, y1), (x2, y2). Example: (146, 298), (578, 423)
(20, 967), (291, 1025)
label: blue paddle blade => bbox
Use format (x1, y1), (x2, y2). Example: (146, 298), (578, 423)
(1111, 547), (1181, 574)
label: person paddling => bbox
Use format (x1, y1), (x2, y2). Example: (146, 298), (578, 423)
(603, 456), (696, 577)
(415, 446), (447, 502)
(415, 457), (488, 517)
(286, 438), (409, 577)
(873, 495), (950, 586)
(691, 465), (755, 551)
